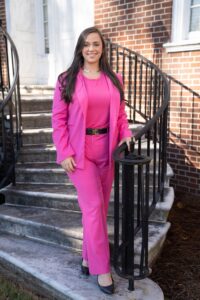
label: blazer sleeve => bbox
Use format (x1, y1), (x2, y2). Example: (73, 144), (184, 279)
(117, 73), (133, 141)
(51, 79), (75, 164)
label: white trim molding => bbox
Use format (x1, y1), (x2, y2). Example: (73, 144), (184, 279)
(164, 39), (200, 52)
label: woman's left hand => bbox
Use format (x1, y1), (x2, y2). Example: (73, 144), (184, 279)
(118, 136), (132, 151)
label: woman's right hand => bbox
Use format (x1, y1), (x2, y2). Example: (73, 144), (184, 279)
(61, 156), (77, 172)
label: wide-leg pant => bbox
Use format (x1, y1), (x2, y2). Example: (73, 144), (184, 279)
(67, 133), (114, 275)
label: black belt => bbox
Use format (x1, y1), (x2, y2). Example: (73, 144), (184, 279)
(86, 127), (109, 135)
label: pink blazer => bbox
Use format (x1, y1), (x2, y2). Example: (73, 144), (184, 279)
(52, 71), (132, 169)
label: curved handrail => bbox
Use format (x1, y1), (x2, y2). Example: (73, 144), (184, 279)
(113, 142), (151, 165)
(107, 41), (170, 142)
(0, 22), (22, 189)
(0, 25), (20, 110)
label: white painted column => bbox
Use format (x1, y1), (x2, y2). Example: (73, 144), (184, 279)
(5, 0), (94, 85)
(48, 0), (94, 85)
(5, 0), (38, 84)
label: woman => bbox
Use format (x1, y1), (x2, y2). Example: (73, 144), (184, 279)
(52, 26), (132, 295)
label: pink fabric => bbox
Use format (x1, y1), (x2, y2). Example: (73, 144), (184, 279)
(67, 133), (114, 275)
(52, 71), (133, 275)
(82, 72), (110, 129)
(51, 71), (132, 168)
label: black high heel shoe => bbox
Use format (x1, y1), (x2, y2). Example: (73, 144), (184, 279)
(97, 275), (114, 295)
(81, 259), (90, 276)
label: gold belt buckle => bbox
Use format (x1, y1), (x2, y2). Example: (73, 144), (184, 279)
(93, 129), (99, 135)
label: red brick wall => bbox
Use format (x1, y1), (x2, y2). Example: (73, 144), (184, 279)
(0, 0), (8, 89)
(0, 0), (6, 29)
(95, 0), (200, 196)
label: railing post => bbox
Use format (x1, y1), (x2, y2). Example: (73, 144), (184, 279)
(121, 162), (134, 290)
(114, 161), (120, 269)
(161, 105), (168, 200)
(113, 143), (151, 290)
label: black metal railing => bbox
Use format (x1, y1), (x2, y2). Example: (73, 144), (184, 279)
(0, 20), (22, 191)
(165, 73), (200, 194)
(106, 41), (170, 290)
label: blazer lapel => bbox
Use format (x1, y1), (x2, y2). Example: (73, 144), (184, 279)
(105, 75), (120, 164)
(76, 71), (89, 120)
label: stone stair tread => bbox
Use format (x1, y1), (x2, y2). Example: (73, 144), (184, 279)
(21, 95), (53, 100)
(19, 138), (169, 155)
(23, 128), (52, 134)
(15, 161), (173, 177)
(4, 183), (75, 195)
(20, 84), (54, 89)
(15, 167), (63, 173)
(1, 183), (174, 223)
(16, 162), (59, 168)
(20, 86), (54, 96)
(3, 183), (173, 205)
(22, 112), (52, 117)
(20, 144), (54, 150)
(23, 111), (52, 114)
(155, 187), (174, 211)
(0, 203), (170, 253)
(0, 204), (83, 236)
(0, 231), (162, 300)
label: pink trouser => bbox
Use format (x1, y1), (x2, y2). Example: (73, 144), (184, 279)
(67, 133), (114, 275)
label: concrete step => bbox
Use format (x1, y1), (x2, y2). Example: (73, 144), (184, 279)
(2, 184), (174, 223)
(0, 203), (170, 267)
(17, 138), (165, 164)
(15, 163), (68, 184)
(18, 144), (56, 163)
(21, 113), (52, 129)
(22, 128), (53, 145)
(16, 161), (59, 168)
(15, 162), (174, 186)
(21, 96), (52, 113)
(20, 85), (54, 95)
(0, 231), (164, 300)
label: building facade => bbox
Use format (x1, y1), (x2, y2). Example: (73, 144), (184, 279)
(1, 0), (199, 195)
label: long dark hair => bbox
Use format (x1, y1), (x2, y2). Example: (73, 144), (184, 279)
(58, 26), (124, 103)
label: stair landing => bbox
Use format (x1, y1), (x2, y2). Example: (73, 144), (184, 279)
(0, 231), (164, 300)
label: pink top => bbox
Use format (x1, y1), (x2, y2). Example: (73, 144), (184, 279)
(82, 72), (110, 128)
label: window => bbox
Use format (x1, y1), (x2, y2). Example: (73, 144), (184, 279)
(189, 0), (200, 38)
(43, 0), (49, 54)
(164, 0), (200, 52)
